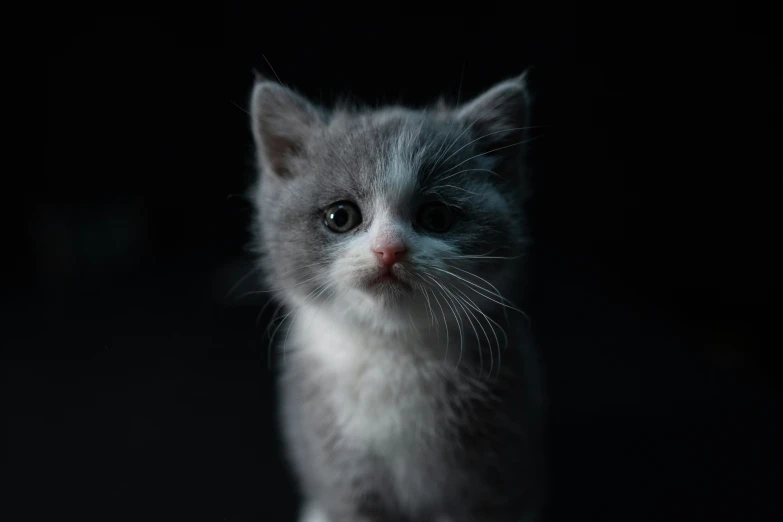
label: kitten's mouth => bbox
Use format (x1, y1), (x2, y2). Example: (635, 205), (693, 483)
(365, 267), (412, 292)
(376, 272), (397, 283)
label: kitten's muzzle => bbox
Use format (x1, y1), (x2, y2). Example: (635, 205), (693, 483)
(372, 242), (407, 267)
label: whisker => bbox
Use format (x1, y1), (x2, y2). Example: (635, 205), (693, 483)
(432, 277), (488, 376)
(427, 266), (514, 306)
(307, 284), (338, 330)
(421, 64), (466, 182)
(226, 265), (264, 300)
(424, 125), (459, 182)
(416, 283), (432, 328)
(426, 191), (465, 211)
(441, 247), (510, 259)
(425, 264), (530, 323)
(446, 281), (507, 378)
(263, 301), (286, 369)
(447, 284), (497, 377)
(277, 260), (334, 276)
(422, 286), (441, 345)
(422, 273), (464, 370)
(424, 184), (482, 196)
(235, 260), (333, 302)
(439, 284), (465, 372)
(239, 273), (323, 297)
(256, 296), (280, 329)
(416, 274), (451, 365)
(446, 265), (513, 322)
(261, 54), (287, 87)
(267, 282), (328, 366)
(450, 284), (508, 351)
(457, 279), (531, 323)
(422, 285), (440, 330)
(230, 99), (251, 115)
(426, 97), (511, 180)
(436, 168), (503, 183)
(441, 254), (525, 260)
(436, 126), (543, 170)
(267, 308), (297, 365)
(440, 135), (543, 175)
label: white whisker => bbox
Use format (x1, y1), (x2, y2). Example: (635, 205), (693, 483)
(436, 168), (503, 183)
(436, 126), (540, 170)
(424, 184), (481, 196)
(422, 64), (466, 182)
(447, 265), (513, 322)
(225, 265), (263, 299)
(266, 282), (329, 366)
(459, 279), (531, 323)
(440, 135), (542, 175)
(261, 54), (286, 87)
(426, 97), (511, 180)
(422, 273), (464, 370)
(432, 277), (489, 376)
(263, 301), (286, 369)
(239, 273), (323, 298)
(446, 281), (507, 378)
(442, 254), (524, 261)
(427, 266), (515, 307)
(417, 274), (452, 366)
(423, 286), (441, 345)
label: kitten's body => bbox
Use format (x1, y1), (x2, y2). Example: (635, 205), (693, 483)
(249, 75), (545, 522)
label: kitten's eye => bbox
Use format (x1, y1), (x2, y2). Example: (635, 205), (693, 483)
(417, 202), (455, 233)
(324, 201), (362, 233)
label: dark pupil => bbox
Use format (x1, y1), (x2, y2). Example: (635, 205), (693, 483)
(427, 209), (445, 230)
(332, 208), (349, 228)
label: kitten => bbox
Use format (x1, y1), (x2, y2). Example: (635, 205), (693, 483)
(248, 72), (545, 522)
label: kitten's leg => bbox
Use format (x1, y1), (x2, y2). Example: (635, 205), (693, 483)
(298, 502), (329, 522)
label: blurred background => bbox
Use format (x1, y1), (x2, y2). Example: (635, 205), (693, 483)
(7, 4), (781, 521)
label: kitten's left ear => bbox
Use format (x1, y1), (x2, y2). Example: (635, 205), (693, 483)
(250, 77), (325, 178)
(455, 71), (532, 164)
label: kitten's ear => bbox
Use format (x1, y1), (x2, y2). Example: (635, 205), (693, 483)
(250, 78), (325, 177)
(455, 72), (531, 165)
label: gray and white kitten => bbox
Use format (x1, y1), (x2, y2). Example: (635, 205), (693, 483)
(249, 72), (545, 522)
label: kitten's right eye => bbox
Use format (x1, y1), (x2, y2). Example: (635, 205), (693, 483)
(324, 201), (362, 233)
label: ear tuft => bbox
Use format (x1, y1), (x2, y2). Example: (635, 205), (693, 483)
(250, 80), (324, 178)
(455, 72), (531, 153)
(251, 68), (267, 83)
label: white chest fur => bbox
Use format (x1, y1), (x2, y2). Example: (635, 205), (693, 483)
(293, 310), (444, 448)
(291, 309), (449, 506)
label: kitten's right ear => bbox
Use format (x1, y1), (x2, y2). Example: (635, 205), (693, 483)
(250, 78), (324, 177)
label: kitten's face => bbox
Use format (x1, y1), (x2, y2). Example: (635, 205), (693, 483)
(251, 76), (530, 334)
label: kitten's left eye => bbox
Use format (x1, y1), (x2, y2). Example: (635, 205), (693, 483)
(417, 202), (455, 233)
(324, 201), (362, 233)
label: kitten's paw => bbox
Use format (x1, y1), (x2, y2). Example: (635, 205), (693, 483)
(298, 503), (329, 522)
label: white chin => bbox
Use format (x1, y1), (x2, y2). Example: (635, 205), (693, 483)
(335, 288), (412, 326)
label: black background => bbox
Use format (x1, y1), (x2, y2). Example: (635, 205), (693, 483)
(7, 4), (781, 521)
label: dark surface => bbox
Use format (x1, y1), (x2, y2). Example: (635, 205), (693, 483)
(7, 6), (781, 521)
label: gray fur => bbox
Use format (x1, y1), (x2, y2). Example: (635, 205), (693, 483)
(248, 73), (545, 522)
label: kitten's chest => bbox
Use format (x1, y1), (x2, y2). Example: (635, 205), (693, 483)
(294, 314), (446, 449)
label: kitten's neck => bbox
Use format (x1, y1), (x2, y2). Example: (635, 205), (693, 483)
(288, 301), (500, 372)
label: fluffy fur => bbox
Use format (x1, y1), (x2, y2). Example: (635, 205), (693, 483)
(248, 72), (545, 522)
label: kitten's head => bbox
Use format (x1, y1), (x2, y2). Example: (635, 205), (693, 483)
(250, 74), (531, 335)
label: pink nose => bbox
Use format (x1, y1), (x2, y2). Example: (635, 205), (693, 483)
(373, 243), (407, 266)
